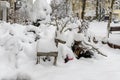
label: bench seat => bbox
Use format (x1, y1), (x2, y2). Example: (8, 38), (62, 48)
(36, 52), (58, 65)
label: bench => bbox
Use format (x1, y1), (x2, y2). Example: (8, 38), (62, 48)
(36, 52), (58, 65)
(110, 26), (120, 32)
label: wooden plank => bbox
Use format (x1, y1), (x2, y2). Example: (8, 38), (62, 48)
(37, 52), (58, 56)
(111, 26), (120, 27)
(110, 27), (120, 31)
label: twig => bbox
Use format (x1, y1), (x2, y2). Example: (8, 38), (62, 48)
(60, 20), (70, 33)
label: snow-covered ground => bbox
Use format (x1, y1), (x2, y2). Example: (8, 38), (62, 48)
(1, 44), (120, 80)
(0, 21), (120, 80)
(23, 45), (120, 80)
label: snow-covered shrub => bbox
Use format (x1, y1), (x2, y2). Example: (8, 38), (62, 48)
(0, 22), (39, 70)
(31, 0), (52, 23)
(18, 0), (51, 25)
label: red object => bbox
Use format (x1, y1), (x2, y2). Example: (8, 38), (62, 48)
(64, 54), (73, 63)
(67, 54), (74, 60)
(68, 57), (73, 60)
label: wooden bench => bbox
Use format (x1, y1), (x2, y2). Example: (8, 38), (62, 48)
(36, 52), (58, 65)
(110, 26), (120, 32)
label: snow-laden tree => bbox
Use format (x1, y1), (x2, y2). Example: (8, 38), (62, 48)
(51, 0), (72, 18)
(31, 0), (52, 22)
(18, 0), (51, 25)
(114, 0), (120, 10)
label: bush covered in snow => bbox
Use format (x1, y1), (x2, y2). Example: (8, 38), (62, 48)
(18, 0), (51, 24)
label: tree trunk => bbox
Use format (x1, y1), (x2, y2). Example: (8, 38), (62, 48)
(96, 0), (99, 20)
(107, 0), (115, 38)
(79, 0), (81, 19)
(81, 0), (86, 20)
(65, 0), (68, 15)
(72, 3), (75, 14)
(99, 0), (102, 21)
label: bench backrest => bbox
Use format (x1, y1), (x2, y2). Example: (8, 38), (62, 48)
(37, 52), (58, 56)
(110, 27), (120, 31)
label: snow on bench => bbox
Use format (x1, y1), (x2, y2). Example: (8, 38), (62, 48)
(36, 52), (58, 65)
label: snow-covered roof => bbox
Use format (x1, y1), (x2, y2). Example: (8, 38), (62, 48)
(0, 1), (10, 8)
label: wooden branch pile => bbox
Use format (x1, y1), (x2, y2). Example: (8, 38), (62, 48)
(82, 40), (107, 57)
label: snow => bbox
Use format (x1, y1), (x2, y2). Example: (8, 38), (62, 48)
(108, 22), (120, 45)
(87, 21), (108, 39)
(30, 0), (52, 22)
(47, 0), (51, 4)
(108, 34), (120, 45)
(14, 44), (120, 80)
(33, 0), (51, 4)
(87, 21), (120, 45)
(0, 21), (120, 80)
(111, 22), (120, 26)
(0, 0), (120, 79)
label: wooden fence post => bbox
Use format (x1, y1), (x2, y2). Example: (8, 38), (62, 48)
(107, 0), (115, 38)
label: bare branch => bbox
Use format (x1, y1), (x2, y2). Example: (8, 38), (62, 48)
(60, 19), (70, 33)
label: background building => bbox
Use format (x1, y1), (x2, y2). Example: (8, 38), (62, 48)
(0, 1), (10, 21)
